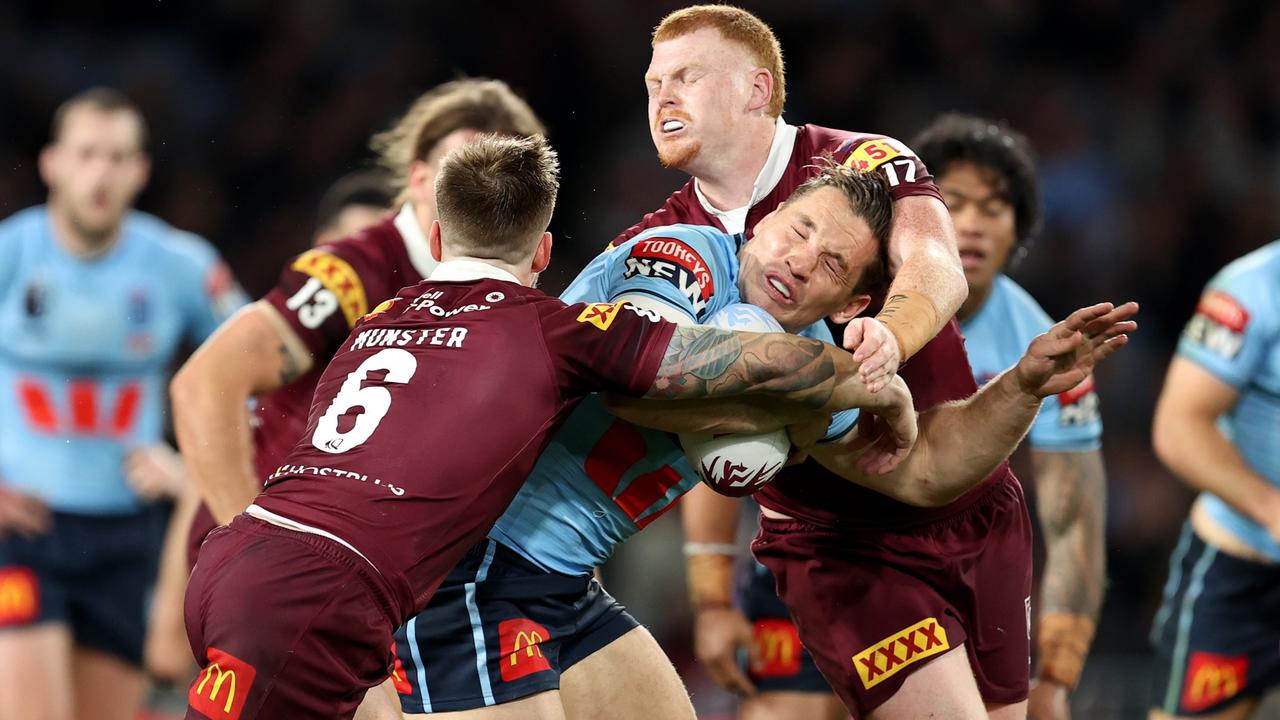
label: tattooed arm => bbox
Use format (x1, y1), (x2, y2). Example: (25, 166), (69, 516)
(171, 301), (313, 523)
(645, 325), (913, 416)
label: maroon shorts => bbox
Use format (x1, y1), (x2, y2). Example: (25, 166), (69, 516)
(184, 515), (396, 720)
(752, 475), (1033, 717)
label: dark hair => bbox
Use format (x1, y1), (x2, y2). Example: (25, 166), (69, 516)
(371, 78), (547, 204)
(912, 113), (1041, 246)
(434, 135), (560, 263)
(786, 160), (892, 294)
(50, 87), (149, 150)
(315, 170), (395, 233)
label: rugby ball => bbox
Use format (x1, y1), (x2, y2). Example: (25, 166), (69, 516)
(681, 303), (792, 497)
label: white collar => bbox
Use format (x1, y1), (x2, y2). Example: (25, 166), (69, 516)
(393, 203), (439, 279)
(693, 116), (798, 230)
(428, 259), (522, 285)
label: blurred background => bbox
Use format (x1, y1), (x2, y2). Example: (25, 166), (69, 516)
(3, 0), (1277, 717)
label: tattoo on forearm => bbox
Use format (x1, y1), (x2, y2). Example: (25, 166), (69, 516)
(278, 344), (303, 384)
(877, 294), (910, 318)
(649, 327), (838, 406)
(1033, 449), (1107, 618)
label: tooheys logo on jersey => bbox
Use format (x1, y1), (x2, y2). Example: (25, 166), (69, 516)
(623, 237), (716, 318)
(852, 617), (949, 689)
(1184, 290), (1248, 358)
(1057, 375), (1100, 427)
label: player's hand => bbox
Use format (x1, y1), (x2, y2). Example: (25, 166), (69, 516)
(844, 318), (902, 393)
(1028, 679), (1071, 720)
(126, 444), (189, 501)
(0, 485), (51, 538)
(1015, 302), (1138, 398)
(785, 413), (831, 466)
(693, 606), (758, 696)
(841, 375), (917, 475)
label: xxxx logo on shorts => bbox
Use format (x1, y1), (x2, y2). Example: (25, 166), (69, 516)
(576, 302), (624, 331)
(189, 647), (257, 720)
(499, 618), (552, 682)
(1182, 651), (1248, 712)
(292, 249), (368, 326)
(852, 617), (950, 689)
(0, 567), (38, 626)
(751, 619), (802, 678)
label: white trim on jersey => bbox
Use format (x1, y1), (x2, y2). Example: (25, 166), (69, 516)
(245, 503), (380, 573)
(395, 203), (440, 279)
(692, 116), (798, 235)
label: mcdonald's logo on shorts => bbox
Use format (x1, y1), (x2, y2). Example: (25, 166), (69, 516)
(0, 567), (38, 626)
(1181, 651), (1248, 713)
(852, 617), (950, 689)
(189, 647), (257, 720)
(498, 618), (552, 682)
(750, 618), (802, 678)
(389, 641), (412, 695)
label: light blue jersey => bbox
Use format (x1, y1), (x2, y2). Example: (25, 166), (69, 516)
(1177, 241), (1280, 560)
(0, 206), (246, 514)
(960, 275), (1103, 451)
(490, 225), (843, 575)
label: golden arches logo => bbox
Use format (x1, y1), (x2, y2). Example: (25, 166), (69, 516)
(195, 663), (237, 713)
(511, 630), (545, 665)
(0, 569), (37, 624)
(756, 627), (796, 666)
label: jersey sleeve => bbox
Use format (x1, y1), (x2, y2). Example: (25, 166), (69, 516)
(577, 227), (731, 323)
(1177, 268), (1278, 389)
(171, 232), (249, 344)
(541, 300), (677, 398)
(262, 245), (375, 357)
(833, 134), (942, 203)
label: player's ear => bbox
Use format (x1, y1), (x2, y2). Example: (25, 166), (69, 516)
(531, 232), (553, 274)
(38, 145), (58, 188)
(748, 68), (773, 114)
(829, 294), (871, 325)
(429, 221), (443, 262)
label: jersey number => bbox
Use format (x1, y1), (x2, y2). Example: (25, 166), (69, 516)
(311, 348), (417, 454)
(584, 419), (684, 528)
(286, 277), (340, 329)
(881, 159), (917, 187)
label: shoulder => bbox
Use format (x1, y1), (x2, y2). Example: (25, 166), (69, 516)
(800, 124), (915, 157)
(993, 276), (1053, 331)
(0, 205), (48, 246)
(126, 211), (220, 270)
(1203, 242), (1280, 326)
(609, 181), (701, 246)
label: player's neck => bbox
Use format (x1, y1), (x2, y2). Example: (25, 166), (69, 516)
(48, 204), (120, 259)
(438, 255), (533, 286)
(691, 119), (776, 211)
(957, 282), (992, 323)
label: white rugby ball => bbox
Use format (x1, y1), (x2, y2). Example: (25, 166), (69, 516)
(681, 303), (791, 498)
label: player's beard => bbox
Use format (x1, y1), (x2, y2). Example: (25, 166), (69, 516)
(657, 138), (701, 170)
(56, 192), (122, 249)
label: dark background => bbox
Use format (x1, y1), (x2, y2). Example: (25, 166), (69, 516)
(4, 1), (1277, 716)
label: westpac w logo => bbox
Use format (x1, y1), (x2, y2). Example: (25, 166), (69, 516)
(189, 647), (257, 719)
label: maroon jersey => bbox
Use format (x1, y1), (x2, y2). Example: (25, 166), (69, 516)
(613, 122), (1013, 528)
(611, 124), (942, 245)
(188, 213), (428, 562)
(253, 274), (675, 621)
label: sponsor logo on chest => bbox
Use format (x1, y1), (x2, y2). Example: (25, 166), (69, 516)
(622, 238), (716, 318)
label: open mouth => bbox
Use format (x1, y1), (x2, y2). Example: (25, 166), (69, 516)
(958, 249), (985, 270)
(764, 273), (794, 303)
(659, 118), (687, 134)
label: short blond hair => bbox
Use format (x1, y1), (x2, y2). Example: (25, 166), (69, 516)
(653, 5), (785, 117)
(371, 78), (546, 205)
(434, 135), (560, 264)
